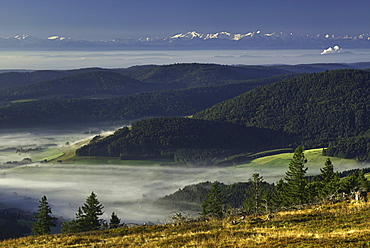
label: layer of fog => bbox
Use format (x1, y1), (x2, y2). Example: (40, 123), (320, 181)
(0, 49), (370, 70)
(0, 128), (368, 225)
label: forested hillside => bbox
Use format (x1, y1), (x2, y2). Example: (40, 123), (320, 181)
(195, 69), (370, 148)
(121, 63), (289, 87)
(323, 133), (370, 162)
(76, 117), (292, 164)
(0, 71), (158, 102)
(0, 74), (294, 127)
(0, 63), (291, 103)
(0, 68), (105, 90)
(75, 69), (370, 163)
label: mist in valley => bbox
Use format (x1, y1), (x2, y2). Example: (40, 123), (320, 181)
(0, 127), (368, 225)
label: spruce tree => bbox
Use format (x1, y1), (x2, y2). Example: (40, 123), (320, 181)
(61, 192), (104, 233)
(341, 169), (370, 193)
(32, 196), (57, 235)
(271, 179), (289, 208)
(61, 208), (86, 233)
(244, 173), (264, 215)
(201, 182), (225, 218)
(82, 192), (104, 231)
(109, 212), (121, 229)
(284, 146), (308, 205)
(320, 158), (340, 197)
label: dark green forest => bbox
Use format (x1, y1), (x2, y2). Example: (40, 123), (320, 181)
(0, 63), (293, 103)
(76, 117), (293, 164)
(195, 69), (370, 151)
(75, 69), (370, 163)
(1, 64), (369, 162)
(323, 133), (370, 161)
(0, 74), (294, 127)
(0, 71), (156, 101)
(121, 63), (289, 87)
(0, 68), (105, 90)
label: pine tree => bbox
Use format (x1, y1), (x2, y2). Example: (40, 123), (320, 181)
(284, 146), (308, 205)
(271, 179), (289, 208)
(244, 173), (264, 215)
(320, 158), (340, 197)
(201, 182), (225, 218)
(61, 208), (85, 233)
(32, 196), (57, 235)
(341, 169), (370, 193)
(109, 212), (121, 229)
(61, 192), (104, 233)
(82, 192), (104, 231)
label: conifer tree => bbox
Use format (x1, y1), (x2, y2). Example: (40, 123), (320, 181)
(82, 192), (104, 230)
(32, 196), (57, 235)
(61, 192), (104, 233)
(271, 179), (289, 208)
(201, 182), (225, 218)
(319, 158), (340, 197)
(341, 169), (370, 193)
(61, 207), (86, 233)
(284, 146), (308, 205)
(109, 212), (121, 229)
(244, 173), (264, 215)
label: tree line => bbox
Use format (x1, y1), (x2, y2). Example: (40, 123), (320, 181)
(32, 192), (122, 236)
(323, 134), (370, 162)
(76, 117), (293, 165)
(201, 147), (370, 218)
(27, 146), (370, 236)
(72, 69), (370, 163)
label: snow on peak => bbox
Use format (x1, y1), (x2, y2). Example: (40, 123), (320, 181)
(47, 35), (67, 40)
(170, 30), (273, 41)
(14, 35), (30, 40)
(204, 32), (231, 39)
(264, 32), (276, 37)
(170, 31), (202, 39)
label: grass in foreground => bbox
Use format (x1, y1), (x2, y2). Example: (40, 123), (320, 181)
(1, 200), (370, 247)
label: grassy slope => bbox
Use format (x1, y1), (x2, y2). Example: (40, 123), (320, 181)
(1, 200), (370, 247)
(52, 141), (359, 171)
(50, 138), (362, 171)
(232, 148), (364, 181)
(238, 149), (361, 170)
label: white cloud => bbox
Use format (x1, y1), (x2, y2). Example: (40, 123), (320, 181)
(47, 36), (59, 40)
(321, 45), (342, 55)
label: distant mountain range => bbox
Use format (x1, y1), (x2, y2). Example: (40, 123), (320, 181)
(1, 31), (370, 50)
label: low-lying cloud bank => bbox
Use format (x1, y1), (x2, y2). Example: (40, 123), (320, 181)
(321, 45), (342, 54)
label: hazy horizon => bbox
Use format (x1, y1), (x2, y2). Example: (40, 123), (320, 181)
(1, 49), (370, 70)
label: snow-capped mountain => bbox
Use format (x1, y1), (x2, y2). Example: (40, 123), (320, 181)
(1, 31), (369, 50)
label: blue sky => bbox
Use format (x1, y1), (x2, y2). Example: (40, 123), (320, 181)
(1, 0), (369, 40)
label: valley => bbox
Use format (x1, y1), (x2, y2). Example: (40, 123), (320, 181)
(0, 127), (367, 225)
(0, 62), (369, 243)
